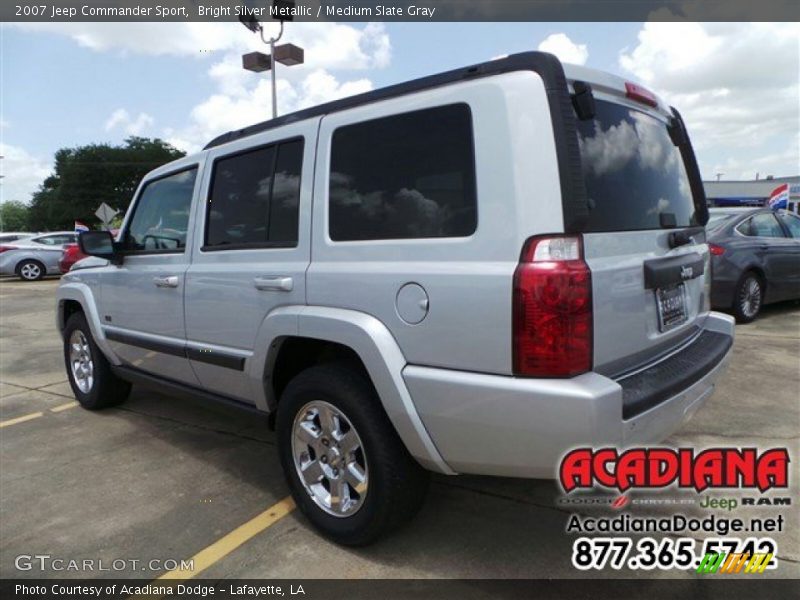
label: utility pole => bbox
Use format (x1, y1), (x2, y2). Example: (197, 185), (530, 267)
(239, 1), (304, 119)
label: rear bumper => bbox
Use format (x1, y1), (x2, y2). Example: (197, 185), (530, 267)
(404, 311), (735, 478)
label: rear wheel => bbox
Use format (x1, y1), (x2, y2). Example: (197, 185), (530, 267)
(17, 259), (45, 281)
(733, 271), (764, 323)
(63, 312), (131, 409)
(276, 363), (429, 546)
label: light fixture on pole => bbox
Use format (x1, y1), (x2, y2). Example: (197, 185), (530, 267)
(239, 1), (304, 119)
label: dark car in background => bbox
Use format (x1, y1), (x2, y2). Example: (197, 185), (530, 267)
(707, 208), (800, 322)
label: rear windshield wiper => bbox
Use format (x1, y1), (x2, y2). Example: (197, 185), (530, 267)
(668, 226), (706, 249)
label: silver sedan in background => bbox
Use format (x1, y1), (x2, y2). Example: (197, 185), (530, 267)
(0, 232), (78, 281)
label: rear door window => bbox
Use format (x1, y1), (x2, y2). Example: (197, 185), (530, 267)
(576, 100), (698, 232)
(34, 234), (74, 246)
(205, 138), (303, 249)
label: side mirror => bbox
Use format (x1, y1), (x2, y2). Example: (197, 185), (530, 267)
(78, 231), (120, 263)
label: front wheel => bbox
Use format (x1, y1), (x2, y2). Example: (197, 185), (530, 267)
(63, 312), (131, 409)
(733, 272), (764, 323)
(276, 363), (429, 546)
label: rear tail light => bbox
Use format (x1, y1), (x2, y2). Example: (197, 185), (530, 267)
(625, 82), (658, 107)
(513, 235), (593, 378)
(708, 243), (725, 256)
(0, 245), (17, 254)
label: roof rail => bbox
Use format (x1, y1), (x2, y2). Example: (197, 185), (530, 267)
(204, 51), (563, 150)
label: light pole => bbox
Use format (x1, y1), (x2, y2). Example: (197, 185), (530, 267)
(239, 1), (304, 119)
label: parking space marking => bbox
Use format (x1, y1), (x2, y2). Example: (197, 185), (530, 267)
(0, 411), (44, 428)
(50, 401), (79, 412)
(157, 496), (296, 580)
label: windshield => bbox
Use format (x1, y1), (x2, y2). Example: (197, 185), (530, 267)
(576, 99), (698, 232)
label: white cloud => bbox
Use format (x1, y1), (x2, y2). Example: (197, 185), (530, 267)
(12, 22), (391, 70)
(538, 33), (589, 66)
(14, 22), (392, 155)
(0, 144), (52, 204)
(619, 22), (800, 179)
(13, 22), (240, 56)
(166, 68), (373, 154)
(104, 109), (155, 136)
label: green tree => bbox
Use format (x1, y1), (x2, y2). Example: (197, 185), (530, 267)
(28, 137), (185, 231)
(0, 200), (31, 232)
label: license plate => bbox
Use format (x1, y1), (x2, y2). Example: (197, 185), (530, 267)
(656, 284), (687, 332)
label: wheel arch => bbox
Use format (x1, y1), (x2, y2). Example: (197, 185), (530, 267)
(56, 283), (121, 365)
(251, 305), (454, 475)
(740, 265), (768, 296)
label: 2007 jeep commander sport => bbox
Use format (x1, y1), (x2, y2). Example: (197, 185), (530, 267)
(57, 52), (734, 545)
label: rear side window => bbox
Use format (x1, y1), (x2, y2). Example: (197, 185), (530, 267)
(778, 213), (800, 238)
(125, 167), (197, 252)
(576, 100), (698, 232)
(329, 104), (477, 241)
(205, 139), (303, 249)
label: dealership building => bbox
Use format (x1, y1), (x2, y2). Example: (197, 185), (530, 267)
(703, 175), (800, 207)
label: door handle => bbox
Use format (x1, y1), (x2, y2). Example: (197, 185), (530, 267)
(153, 275), (179, 288)
(253, 276), (293, 292)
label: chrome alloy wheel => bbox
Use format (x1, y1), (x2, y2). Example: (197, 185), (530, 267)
(69, 330), (94, 393)
(291, 400), (368, 517)
(739, 277), (762, 319)
(20, 262), (42, 280)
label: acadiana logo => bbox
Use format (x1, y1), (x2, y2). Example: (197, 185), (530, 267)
(559, 447), (789, 493)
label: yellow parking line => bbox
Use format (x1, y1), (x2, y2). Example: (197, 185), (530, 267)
(0, 411), (44, 428)
(50, 401), (79, 412)
(157, 496), (296, 580)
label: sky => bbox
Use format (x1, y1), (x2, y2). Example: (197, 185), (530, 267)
(1, 21), (798, 204)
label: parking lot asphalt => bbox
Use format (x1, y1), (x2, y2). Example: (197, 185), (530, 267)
(1, 277), (798, 580)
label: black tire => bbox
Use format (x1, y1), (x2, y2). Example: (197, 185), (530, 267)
(63, 312), (131, 409)
(16, 259), (45, 281)
(733, 271), (764, 323)
(277, 363), (430, 546)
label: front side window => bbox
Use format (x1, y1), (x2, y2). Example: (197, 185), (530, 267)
(205, 139), (303, 248)
(329, 104), (477, 241)
(739, 213), (786, 238)
(124, 167), (197, 252)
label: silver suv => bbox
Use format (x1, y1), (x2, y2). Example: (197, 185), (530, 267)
(56, 52), (734, 545)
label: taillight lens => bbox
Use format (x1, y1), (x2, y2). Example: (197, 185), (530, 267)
(513, 235), (593, 378)
(708, 243), (725, 256)
(0, 245), (17, 254)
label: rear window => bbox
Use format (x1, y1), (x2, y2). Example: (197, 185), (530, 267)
(576, 100), (698, 232)
(706, 213), (736, 231)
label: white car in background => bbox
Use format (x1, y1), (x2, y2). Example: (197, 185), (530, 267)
(0, 232), (78, 281)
